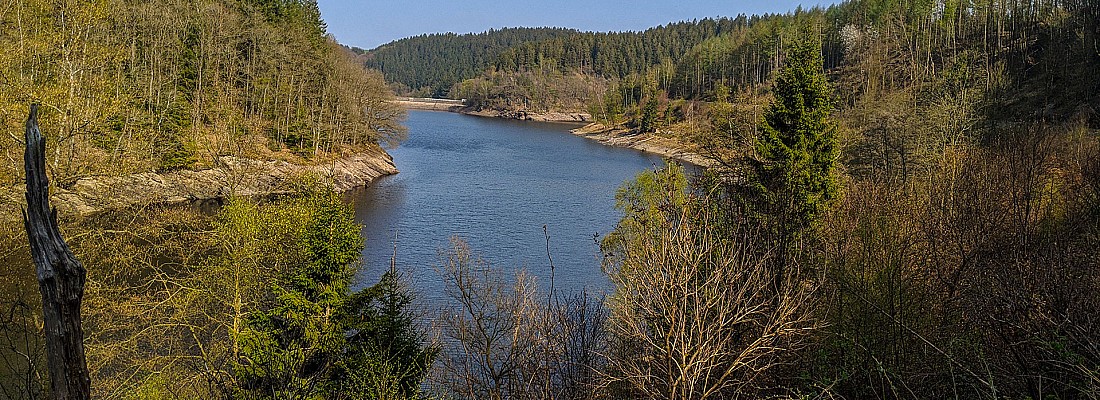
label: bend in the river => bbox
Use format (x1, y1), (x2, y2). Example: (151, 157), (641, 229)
(349, 110), (666, 300)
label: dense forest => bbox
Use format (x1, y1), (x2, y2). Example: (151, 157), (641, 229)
(3, 0), (1100, 399)
(382, 0), (1098, 130)
(0, 0), (406, 190)
(362, 27), (581, 98)
(365, 19), (754, 99)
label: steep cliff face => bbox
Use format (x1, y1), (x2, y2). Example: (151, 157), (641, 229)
(0, 149), (397, 219)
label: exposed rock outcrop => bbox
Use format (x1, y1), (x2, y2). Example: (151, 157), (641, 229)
(391, 97), (591, 123)
(460, 108), (591, 123)
(393, 97), (465, 111)
(570, 123), (712, 166)
(1, 149), (398, 219)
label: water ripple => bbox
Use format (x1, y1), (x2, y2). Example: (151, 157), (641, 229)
(349, 111), (663, 304)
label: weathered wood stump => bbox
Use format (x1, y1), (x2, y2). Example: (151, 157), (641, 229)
(22, 104), (91, 400)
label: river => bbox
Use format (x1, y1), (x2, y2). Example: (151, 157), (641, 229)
(348, 110), (664, 299)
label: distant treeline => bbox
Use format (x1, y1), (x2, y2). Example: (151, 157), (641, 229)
(367, 0), (1099, 128)
(365, 19), (760, 98)
(362, 27), (581, 97)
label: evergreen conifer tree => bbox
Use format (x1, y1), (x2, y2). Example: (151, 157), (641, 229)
(234, 190), (435, 399)
(745, 37), (838, 245)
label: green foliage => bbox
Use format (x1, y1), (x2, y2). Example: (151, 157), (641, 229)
(366, 28), (578, 97)
(158, 131), (197, 172)
(494, 18), (745, 79)
(234, 190), (435, 399)
(0, 0), (404, 184)
(743, 38), (838, 242)
(66, 190), (435, 399)
(340, 271), (437, 398)
(671, 12), (824, 100)
(600, 89), (625, 125)
(450, 69), (606, 113)
(603, 162), (688, 257)
(638, 97), (661, 133)
(370, 19), (746, 97)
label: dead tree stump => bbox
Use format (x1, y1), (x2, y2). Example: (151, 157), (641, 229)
(22, 104), (91, 400)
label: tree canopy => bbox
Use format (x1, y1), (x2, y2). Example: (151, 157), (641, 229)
(743, 38), (838, 242)
(0, 0), (405, 187)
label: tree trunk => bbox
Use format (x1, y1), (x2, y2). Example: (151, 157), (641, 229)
(22, 104), (91, 400)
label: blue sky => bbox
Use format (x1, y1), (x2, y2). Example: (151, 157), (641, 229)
(318, 1), (842, 50)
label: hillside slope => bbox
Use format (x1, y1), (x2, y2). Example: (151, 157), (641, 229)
(0, 0), (406, 204)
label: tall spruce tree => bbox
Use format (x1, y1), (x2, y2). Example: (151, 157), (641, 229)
(745, 37), (838, 245)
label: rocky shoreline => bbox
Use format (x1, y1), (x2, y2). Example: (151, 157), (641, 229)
(458, 108), (592, 123)
(0, 148), (398, 220)
(393, 97), (592, 123)
(393, 97), (464, 112)
(395, 98), (706, 163)
(570, 123), (712, 166)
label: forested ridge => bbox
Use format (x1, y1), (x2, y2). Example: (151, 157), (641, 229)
(0, 0), (405, 191)
(365, 19), (750, 98)
(362, 27), (581, 98)
(375, 0), (1098, 129)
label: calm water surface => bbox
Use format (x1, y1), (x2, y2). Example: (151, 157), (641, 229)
(349, 110), (663, 299)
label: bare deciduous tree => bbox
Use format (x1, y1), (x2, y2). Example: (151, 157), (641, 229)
(433, 238), (608, 400)
(602, 211), (817, 399)
(433, 239), (543, 400)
